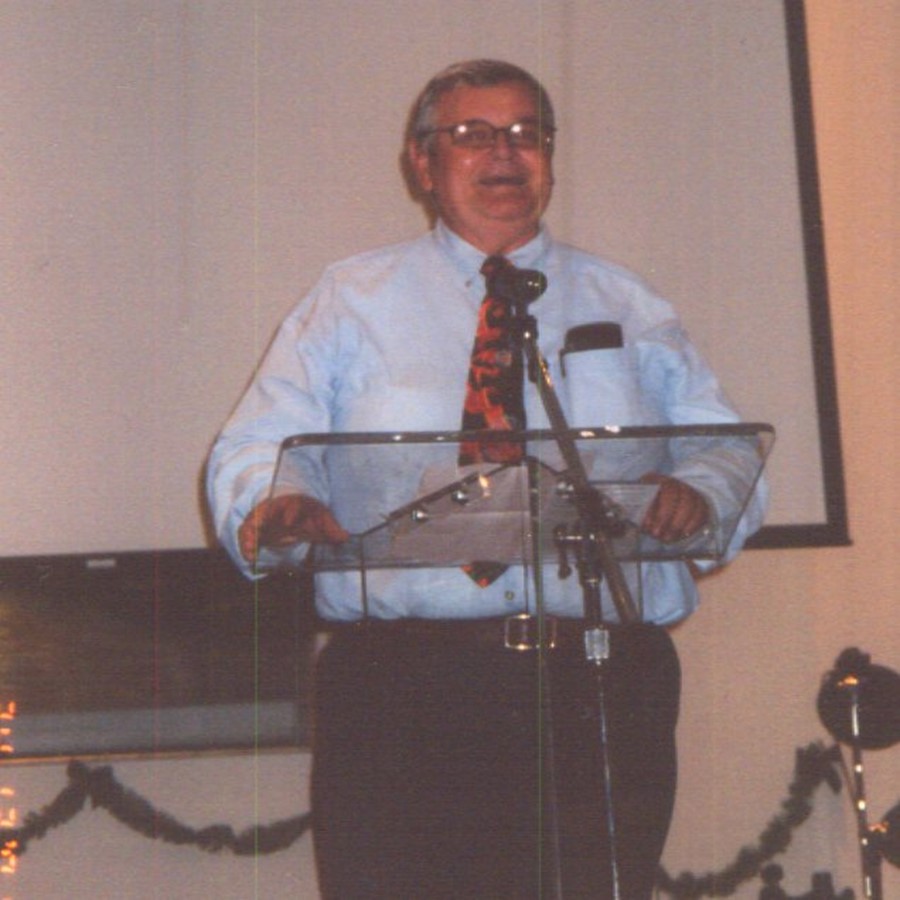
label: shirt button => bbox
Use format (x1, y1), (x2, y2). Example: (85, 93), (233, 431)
(504, 591), (516, 602)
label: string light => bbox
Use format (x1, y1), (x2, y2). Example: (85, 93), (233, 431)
(0, 700), (17, 892)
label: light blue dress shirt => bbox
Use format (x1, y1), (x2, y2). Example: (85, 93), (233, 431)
(207, 222), (766, 625)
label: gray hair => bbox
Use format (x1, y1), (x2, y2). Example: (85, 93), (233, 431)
(408, 59), (555, 150)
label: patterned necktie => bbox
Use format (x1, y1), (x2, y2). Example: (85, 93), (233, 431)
(459, 255), (526, 587)
(458, 255), (526, 466)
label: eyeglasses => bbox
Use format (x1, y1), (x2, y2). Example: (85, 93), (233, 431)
(422, 119), (555, 151)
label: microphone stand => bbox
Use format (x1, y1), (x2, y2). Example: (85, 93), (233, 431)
(500, 272), (640, 900)
(504, 287), (640, 630)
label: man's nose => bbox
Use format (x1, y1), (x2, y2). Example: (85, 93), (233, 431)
(489, 131), (517, 158)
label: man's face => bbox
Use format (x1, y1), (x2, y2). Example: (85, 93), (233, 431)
(408, 81), (554, 255)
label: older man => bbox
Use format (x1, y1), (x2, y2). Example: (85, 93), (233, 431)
(208, 59), (765, 899)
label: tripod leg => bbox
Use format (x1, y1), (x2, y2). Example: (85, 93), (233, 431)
(551, 624), (680, 900)
(538, 642), (565, 899)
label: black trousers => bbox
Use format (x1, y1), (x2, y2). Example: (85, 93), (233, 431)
(311, 621), (680, 899)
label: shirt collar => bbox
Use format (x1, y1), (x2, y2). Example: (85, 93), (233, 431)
(432, 220), (551, 289)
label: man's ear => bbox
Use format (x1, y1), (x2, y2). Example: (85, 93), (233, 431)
(406, 139), (433, 193)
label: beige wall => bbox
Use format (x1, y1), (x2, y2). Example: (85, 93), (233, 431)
(1, 2), (897, 897)
(665, 1), (900, 895)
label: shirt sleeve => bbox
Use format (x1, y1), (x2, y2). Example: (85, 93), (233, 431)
(636, 318), (768, 567)
(205, 276), (343, 577)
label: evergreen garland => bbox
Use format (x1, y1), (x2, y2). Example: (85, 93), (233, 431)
(2, 759), (311, 857)
(0, 740), (844, 894)
(656, 742), (844, 897)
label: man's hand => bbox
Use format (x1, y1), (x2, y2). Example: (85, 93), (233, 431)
(238, 494), (349, 563)
(640, 474), (710, 544)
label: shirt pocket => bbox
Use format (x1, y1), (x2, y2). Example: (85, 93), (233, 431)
(561, 346), (655, 428)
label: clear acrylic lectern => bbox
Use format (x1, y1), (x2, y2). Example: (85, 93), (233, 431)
(267, 423), (773, 584)
(268, 422), (772, 898)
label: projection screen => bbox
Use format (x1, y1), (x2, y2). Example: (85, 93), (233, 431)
(1, 0), (847, 572)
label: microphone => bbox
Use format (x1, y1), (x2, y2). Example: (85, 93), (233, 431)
(488, 266), (548, 306)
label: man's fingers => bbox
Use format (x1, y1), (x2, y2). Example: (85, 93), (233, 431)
(640, 474), (709, 543)
(238, 495), (348, 562)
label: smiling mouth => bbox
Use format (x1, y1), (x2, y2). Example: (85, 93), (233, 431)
(479, 175), (527, 187)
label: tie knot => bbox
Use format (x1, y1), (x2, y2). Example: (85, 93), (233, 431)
(480, 255), (510, 279)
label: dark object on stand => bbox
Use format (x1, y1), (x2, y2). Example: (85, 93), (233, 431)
(817, 648), (900, 899)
